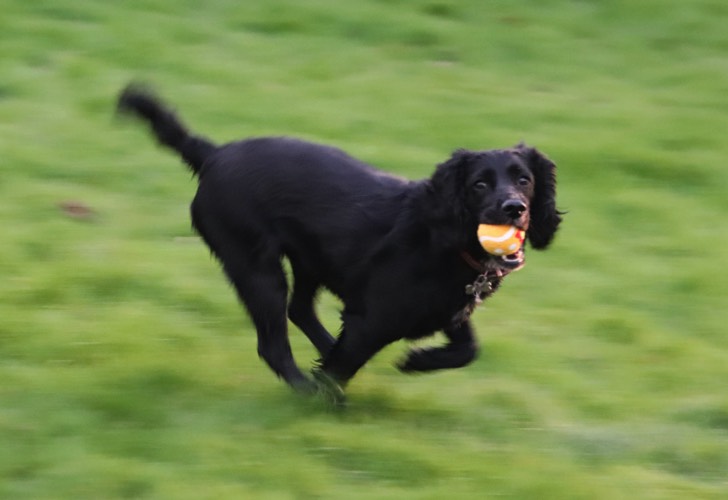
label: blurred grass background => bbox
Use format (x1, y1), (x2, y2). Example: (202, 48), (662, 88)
(1, 0), (727, 498)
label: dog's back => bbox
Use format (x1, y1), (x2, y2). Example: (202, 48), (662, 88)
(118, 84), (413, 282)
(193, 136), (415, 292)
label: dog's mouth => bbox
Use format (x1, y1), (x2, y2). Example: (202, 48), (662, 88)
(478, 222), (527, 271)
(498, 247), (525, 270)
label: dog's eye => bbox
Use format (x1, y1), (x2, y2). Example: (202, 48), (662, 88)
(473, 181), (489, 191)
(518, 176), (531, 187)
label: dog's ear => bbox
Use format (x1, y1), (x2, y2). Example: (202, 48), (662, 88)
(516, 144), (562, 249)
(427, 149), (473, 247)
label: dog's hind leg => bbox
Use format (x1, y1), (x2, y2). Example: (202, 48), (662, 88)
(287, 265), (336, 357)
(192, 198), (314, 392)
(199, 229), (313, 391)
(226, 256), (315, 391)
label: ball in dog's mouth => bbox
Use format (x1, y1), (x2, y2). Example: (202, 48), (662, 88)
(477, 224), (524, 254)
(476, 224), (526, 270)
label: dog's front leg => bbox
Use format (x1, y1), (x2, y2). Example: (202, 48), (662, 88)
(313, 312), (398, 405)
(397, 321), (479, 373)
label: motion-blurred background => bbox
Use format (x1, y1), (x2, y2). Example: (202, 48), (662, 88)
(1, 0), (727, 498)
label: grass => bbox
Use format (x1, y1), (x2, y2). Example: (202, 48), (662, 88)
(2, 0), (728, 498)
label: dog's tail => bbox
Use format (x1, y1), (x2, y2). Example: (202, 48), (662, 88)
(117, 84), (216, 175)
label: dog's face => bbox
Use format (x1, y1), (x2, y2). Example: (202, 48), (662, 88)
(464, 149), (534, 231)
(462, 149), (536, 268)
(430, 144), (561, 263)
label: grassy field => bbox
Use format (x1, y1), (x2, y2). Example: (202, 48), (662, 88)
(2, 0), (728, 498)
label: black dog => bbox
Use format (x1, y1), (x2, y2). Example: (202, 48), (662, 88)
(117, 85), (561, 403)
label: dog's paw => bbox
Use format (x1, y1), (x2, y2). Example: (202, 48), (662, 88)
(397, 347), (428, 373)
(311, 368), (347, 408)
(290, 376), (320, 396)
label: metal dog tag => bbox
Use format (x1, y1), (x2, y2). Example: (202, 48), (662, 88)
(465, 274), (489, 303)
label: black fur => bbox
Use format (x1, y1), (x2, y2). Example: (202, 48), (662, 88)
(117, 85), (562, 401)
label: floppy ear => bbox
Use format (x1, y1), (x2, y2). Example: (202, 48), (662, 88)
(427, 149), (473, 247)
(516, 144), (562, 249)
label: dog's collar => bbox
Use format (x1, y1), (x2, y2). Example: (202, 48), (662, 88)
(460, 250), (487, 273)
(461, 251), (504, 304)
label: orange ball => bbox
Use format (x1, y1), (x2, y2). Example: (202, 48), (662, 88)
(477, 224), (525, 256)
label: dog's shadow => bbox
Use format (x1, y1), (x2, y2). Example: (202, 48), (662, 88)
(256, 383), (465, 433)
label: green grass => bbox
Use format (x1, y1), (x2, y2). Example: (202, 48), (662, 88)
(2, 0), (728, 498)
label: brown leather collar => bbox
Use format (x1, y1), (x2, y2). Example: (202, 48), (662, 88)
(460, 250), (487, 273)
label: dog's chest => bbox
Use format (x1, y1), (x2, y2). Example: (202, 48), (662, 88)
(451, 275), (502, 326)
(402, 274), (501, 338)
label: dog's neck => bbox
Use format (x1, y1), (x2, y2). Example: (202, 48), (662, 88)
(460, 249), (518, 279)
(460, 250), (488, 274)
(460, 250), (505, 305)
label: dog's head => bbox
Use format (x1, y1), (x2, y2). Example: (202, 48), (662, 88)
(429, 144), (562, 265)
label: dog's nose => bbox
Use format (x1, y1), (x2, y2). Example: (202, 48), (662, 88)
(502, 199), (527, 220)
